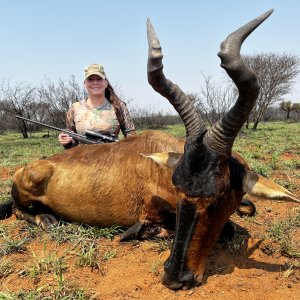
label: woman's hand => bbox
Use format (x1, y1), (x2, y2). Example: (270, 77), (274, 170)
(58, 133), (73, 146)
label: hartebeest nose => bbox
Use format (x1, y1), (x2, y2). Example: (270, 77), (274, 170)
(161, 269), (197, 290)
(162, 257), (199, 290)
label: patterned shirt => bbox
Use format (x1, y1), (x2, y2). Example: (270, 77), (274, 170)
(65, 99), (136, 148)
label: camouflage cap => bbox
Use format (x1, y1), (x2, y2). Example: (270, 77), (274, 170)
(84, 64), (106, 80)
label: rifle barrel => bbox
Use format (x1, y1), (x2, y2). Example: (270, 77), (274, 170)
(15, 115), (100, 144)
(16, 115), (66, 132)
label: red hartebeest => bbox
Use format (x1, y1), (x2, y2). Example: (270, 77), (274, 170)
(1, 9), (299, 290)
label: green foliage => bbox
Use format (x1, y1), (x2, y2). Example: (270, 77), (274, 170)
(280, 100), (300, 113)
(0, 221), (42, 258)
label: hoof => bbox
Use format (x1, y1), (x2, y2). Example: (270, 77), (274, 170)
(35, 214), (58, 230)
(236, 199), (256, 217)
(218, 221), (235, 243)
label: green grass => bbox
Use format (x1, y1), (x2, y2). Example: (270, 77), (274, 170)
(0, 122), (299, 296)
(136, 124), (185, 139)
(48, 222), (123, 244)
(1, 121), (298, 169)
(23, 246), (68, 280)
(102, 249), (117, 261)
(267, 207), (300, 258)
(162, 124), (186, 138)
(150, 260), (163, 276)
(0, 231), (29, 256)
(0, 131), (63, 167)
(233, 122), (300, 180)
(75, 240), (100, 269)
(0, 221), (117, 297)
(0, 258), (13, 278)
(151, 237), (173, 253)
(0, 282), (96, 300)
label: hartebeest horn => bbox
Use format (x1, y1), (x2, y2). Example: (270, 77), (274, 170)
(147, 18), (206, 138)
(204, 9), (274, 153)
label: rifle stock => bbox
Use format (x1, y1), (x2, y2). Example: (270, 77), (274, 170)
(15, 115), (117, 144)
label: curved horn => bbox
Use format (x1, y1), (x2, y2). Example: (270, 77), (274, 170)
(147, 18), (206, 138)
(204, 9), (274, 153)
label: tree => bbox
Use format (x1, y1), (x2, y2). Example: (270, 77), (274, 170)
(280, 100), (300, 120)
(190, 72), (235, 126)
(38, 75), (83, 127)
(129, 106), (181, 129)
(243, 53), (299, 129)
(0, 79), (39, 138)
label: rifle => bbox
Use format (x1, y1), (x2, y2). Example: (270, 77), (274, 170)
(15, 115), (118, 144)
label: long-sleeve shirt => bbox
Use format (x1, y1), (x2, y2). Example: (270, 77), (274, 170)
(64, 99), (136, 148)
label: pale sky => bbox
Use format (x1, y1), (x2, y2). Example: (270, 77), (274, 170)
(0, 1), (299, 113)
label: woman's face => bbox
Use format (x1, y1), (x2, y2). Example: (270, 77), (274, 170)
(84, 75), (108, 97)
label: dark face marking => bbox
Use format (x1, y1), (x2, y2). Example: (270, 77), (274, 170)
(172, 136), (230, 198)
(162, 200), (199, 290)
(229, 156), (246, 190)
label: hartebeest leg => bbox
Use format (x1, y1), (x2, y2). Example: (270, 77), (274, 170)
(121, 218), (236, 242)
(236, 199), (256, 217)
(120, 190), (236, 242)
(10, 161), (59, 230)
(12, 201), (58, 230)
(120, 221), (173, 241)
(121, 196), (176, 241)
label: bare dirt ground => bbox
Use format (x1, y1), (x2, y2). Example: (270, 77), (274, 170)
(0, 165), (300, 300)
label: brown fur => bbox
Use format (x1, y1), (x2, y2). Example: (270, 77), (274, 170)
(12, 131), (184, 227)
(185, 190), (244, 283)
(10, 130), (299, 288)
(9, 10), (300, 289)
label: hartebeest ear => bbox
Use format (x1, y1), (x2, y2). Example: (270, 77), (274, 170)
(243, 170), (300, 203)
(141, 152), (182, 168)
